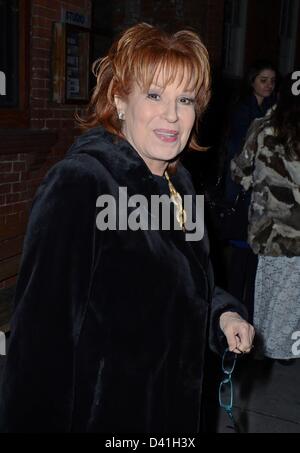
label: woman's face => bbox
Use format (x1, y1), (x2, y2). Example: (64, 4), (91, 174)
(252, 69), (276, 101)
(115, 72), (196, 176)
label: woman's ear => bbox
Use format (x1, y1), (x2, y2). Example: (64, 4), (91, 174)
(114, 95), (126, 120)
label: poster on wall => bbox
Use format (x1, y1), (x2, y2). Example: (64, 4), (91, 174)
(52, 23), (90, 104)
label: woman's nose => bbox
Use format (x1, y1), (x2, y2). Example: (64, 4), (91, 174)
(162, 101), (178, 122)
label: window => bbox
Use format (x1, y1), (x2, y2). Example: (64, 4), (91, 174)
(222, 0), (248, 78)
(0, 0), (19, 107)
(279, 0), (300, 74)
(0, 0), (29, 127)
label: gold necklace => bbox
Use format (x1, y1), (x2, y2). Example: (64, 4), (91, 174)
(165, 171), (186, 232)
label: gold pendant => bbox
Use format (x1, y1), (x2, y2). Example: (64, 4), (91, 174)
(165, 171), (186, 231)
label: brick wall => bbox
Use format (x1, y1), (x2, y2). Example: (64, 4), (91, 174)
(31, 0), (92, 143)
(0, 0), (92, 290)
(0, 153), (30, 289)
(0, 155), (29, 229)
(0, 131), (57, 289)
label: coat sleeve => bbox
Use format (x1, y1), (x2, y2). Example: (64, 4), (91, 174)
(203, 233), (248, 355)
(0, 156), (100, 432)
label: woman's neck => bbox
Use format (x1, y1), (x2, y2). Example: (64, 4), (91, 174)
(254, 93), (264, 106)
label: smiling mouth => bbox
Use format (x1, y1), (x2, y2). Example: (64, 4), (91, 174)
(154, 129), (179, 143)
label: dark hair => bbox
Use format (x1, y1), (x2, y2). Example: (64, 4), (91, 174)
(269, 72), (300, 158)
(246, 60), (278, 90)
(226, 60), (278, 125)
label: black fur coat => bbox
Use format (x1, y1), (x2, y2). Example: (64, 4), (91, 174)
(0, 127), (245, 432)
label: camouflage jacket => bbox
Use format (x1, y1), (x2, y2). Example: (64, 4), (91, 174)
(231, 115), (300, 257)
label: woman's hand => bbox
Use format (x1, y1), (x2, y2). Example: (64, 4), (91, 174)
(219, 311), (255, 354)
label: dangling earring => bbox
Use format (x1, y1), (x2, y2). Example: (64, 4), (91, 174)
(118, 112), (125, 120)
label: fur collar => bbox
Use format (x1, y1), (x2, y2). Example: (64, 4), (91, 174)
(66, 126), (194, 197)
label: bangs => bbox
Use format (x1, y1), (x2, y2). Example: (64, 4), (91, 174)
(131, 50), (203, 94)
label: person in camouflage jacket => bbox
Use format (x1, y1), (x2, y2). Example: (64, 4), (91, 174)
(231, 76), (300, 258)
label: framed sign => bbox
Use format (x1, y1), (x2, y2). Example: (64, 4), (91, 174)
(52, 23), (90, 104)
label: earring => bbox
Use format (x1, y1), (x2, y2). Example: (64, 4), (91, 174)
(118, 112), (125, 120)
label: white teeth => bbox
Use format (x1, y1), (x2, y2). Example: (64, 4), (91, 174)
(156, 132), (177, 137)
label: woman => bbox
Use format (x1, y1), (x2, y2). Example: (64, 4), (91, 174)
(231, 73), (300, 360)
(0, 23), (254, 433)
(226, 60), (277, 169)
(224, 61), (277, 320)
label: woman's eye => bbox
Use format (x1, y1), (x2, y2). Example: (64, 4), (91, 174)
(179, 97), (195, 105)
(147, 93), (160, 101)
